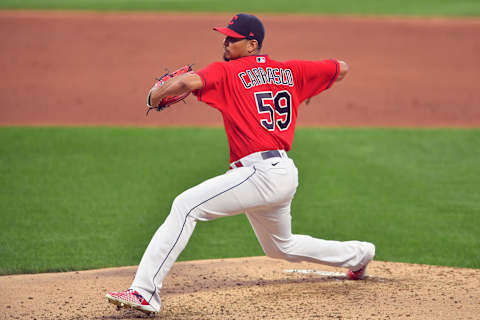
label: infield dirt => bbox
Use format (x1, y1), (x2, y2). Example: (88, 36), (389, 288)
(0, 11), (479, 320)
(1, 257), (480, 319)
(1, 11), (480, 127)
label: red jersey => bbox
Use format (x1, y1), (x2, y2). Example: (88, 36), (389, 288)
(193, 55), (339, 162)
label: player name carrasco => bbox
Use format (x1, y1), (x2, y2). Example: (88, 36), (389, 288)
(238, 67), (294, 89)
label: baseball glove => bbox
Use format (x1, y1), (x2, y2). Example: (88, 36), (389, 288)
(146, 64), (193, 116)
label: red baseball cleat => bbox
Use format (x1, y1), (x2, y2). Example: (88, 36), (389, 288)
(346, 242), (375, 280)
(106, 289), (159, 315)
(346, 265), (368, 280)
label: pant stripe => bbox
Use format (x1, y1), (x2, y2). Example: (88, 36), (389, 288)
(147, 167), (257, 303)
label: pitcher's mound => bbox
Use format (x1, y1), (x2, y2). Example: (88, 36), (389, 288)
(1, 256), (479, 319)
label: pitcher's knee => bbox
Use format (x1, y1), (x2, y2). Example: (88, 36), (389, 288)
(171, 192), (198, 217)
(171, 194), (187, 212)
(171, 191), (209, 221)
(264, 243), (301, 262)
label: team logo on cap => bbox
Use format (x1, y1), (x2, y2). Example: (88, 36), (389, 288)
(229, 15), (238, 25)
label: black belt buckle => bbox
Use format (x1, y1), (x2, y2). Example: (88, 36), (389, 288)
(261, 150), (281, 160)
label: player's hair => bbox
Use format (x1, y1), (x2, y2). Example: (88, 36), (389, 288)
(257, 41), (262, 51)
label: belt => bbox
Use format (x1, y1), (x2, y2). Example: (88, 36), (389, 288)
(230, 150), (284, 169)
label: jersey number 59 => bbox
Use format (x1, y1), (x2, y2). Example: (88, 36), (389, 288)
(255, 90), (292, 131)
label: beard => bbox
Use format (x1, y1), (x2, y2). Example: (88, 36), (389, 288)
(223, 47), (233, 61)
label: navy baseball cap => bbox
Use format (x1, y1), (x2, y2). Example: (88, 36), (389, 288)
(214, 13), (265, 45)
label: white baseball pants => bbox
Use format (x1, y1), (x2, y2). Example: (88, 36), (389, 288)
(131, 150), (375, 310)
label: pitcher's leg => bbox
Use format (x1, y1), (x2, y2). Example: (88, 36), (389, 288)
(131, 166), (263, 308)
(131, 200), (197, 310)
(246, 202), (375, 270)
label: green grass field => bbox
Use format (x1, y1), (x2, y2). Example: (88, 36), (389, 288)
(1, 1), (479, 275)
(1, 0), (480, 16)
(1, 127), (479, 274)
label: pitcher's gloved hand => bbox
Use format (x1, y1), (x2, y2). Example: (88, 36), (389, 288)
(146, 64), (193, 116)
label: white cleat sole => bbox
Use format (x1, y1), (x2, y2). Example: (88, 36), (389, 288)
(105, 293), (159, 316)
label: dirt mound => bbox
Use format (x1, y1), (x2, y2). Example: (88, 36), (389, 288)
(1, 256), (479, 319)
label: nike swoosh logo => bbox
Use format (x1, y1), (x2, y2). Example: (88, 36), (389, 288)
(272, 162), (279, 166)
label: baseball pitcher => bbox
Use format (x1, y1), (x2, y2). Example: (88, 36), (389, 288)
(106, 13), (375, 315)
